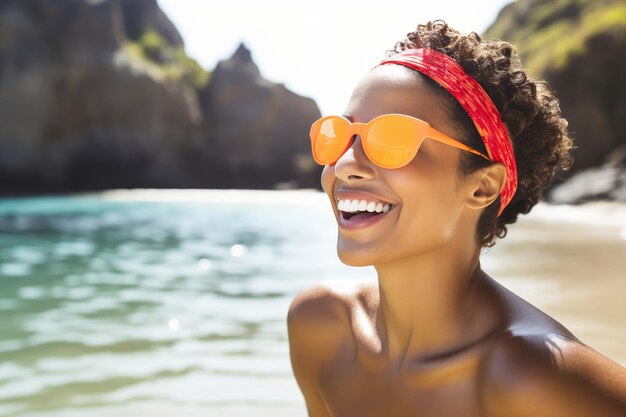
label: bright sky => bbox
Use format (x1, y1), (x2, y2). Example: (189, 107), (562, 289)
(157, 0), (513, 116)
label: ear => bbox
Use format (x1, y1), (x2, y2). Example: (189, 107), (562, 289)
(463, 163), (507, 212)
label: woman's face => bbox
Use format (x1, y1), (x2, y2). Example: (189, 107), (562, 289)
(321, 64), (476, 267)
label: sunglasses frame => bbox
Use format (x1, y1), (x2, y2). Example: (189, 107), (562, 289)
(310, 113), (492, 169)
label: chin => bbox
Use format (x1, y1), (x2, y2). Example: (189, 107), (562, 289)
(336, 231), (457, 267)
(336, 240), (383, 267)
(337, 253), (373, 267)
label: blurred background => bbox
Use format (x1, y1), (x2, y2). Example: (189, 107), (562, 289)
(0, 0), (624, 416)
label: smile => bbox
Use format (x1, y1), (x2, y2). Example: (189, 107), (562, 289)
(337, 198), (397, 229)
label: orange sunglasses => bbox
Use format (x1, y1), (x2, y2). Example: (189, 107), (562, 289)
(309, 113), (491, 169)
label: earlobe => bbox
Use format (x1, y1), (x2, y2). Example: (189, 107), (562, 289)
(464, 163), (507, 212)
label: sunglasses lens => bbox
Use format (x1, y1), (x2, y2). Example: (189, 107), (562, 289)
(312, 117), (351, 164)
(366, 116), (419, 168)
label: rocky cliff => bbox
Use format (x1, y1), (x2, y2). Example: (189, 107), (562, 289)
(0, 0), (322, 195)
(484, 0), (626, 203)
(197, 44), (320, 189)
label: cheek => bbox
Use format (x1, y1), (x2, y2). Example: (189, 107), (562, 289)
(392, 162), (464, 240)
(402, 149), (462, 202)
(321, 165), (335, 195)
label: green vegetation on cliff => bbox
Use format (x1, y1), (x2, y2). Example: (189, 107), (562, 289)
(126, 30), (210, 89)
(483, 0), (626, 198)
(484, 0), (626, 76)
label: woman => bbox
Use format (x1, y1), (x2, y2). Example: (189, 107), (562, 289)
(287, 21), (626, 417)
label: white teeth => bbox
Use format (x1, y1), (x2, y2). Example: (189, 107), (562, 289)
(337, 198), (393, 214)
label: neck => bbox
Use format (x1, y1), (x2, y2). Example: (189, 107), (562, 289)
(371, 238), (504, 371)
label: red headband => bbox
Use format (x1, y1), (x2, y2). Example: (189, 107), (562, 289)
(373, 48), (518, 217)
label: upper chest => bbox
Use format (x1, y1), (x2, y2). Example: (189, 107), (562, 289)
(318, 340), (487, 417)
(317, 286), (489, 417)
(313, 278), (573, 417)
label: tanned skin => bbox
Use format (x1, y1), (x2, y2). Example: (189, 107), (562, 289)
(287, 64), (626, 417)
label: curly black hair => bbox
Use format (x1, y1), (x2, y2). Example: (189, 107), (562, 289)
(387, 20), (575, 248)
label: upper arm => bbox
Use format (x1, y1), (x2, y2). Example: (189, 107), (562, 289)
(287, 283), (347, 417)
(480, 333), (626, 417)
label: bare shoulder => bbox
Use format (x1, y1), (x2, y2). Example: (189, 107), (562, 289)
(287, 280), (354, 360)
(287, 281), (353, 333)
(479, 331), (626, 417)
(287, 281), (354, 417)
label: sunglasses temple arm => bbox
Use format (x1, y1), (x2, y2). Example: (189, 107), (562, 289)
(468, 148), (492, 161)
(426, 129), (492, 162)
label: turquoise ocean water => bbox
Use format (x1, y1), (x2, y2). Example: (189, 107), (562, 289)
(0, 189), (625, 417)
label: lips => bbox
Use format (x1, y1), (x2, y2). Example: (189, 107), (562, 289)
(334, 188), (397, 230)
(338, 204), (396, 230)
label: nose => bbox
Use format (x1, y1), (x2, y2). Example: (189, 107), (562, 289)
(333, 134), (376, 181)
